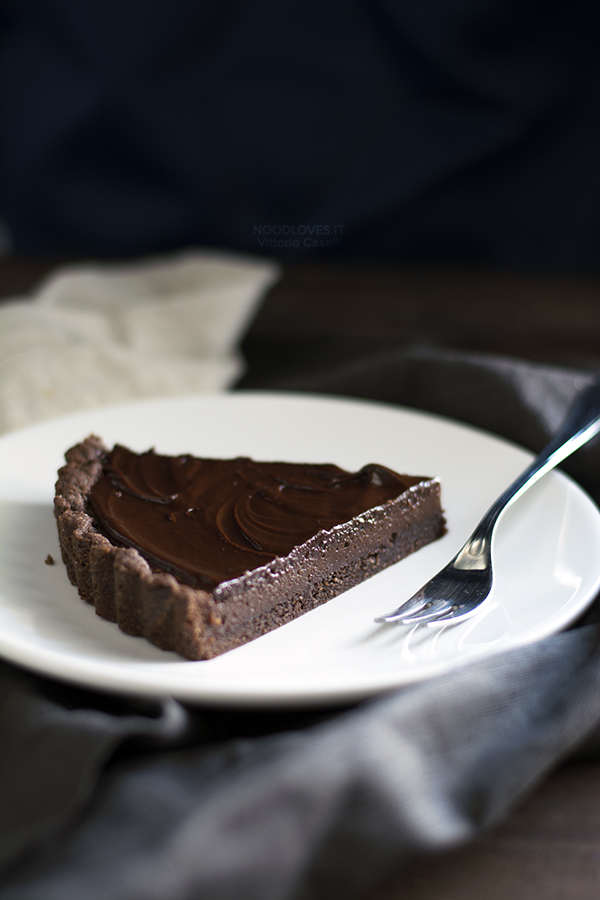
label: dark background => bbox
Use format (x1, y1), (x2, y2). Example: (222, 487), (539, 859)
(1, 0), (599, 273)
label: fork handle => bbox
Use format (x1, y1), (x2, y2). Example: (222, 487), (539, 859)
(455, 373), (600, 571)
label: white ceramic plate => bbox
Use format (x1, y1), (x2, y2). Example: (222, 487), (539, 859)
(1, 392), (599, 707)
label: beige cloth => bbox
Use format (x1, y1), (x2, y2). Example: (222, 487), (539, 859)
(0, 251), (280, 433)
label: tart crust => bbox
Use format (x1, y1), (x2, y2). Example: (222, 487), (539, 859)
(54, 435), (446, 659)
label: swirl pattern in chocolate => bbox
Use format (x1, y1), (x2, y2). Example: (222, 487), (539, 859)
(89, 446), (421, 589)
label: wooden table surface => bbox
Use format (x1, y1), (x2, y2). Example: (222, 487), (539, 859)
(2, 257), (600, 898)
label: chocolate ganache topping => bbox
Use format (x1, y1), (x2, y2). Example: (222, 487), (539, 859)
(89, 446), (422, 589)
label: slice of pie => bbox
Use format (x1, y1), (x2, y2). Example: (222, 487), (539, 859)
(54, 436), (446, 659)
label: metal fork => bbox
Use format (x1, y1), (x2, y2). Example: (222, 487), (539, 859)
(375, 374), (600, 628)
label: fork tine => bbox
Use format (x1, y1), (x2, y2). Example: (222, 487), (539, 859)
(423, 604), (483, 626)
(373, 591), (432, 624)
(398, 600), (457, 624)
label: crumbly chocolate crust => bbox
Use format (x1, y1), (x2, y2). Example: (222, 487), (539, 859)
(54, 436), (446, 659)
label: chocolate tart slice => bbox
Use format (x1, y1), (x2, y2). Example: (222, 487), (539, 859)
(54, 436), (446, 659)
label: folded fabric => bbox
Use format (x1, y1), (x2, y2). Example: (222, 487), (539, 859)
(1, 349), (600, 900)
(0, 251), (280, 433)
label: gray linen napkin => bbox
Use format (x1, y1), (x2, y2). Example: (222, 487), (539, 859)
(0, 251), (280, 432)
(1, 350), (599, 900)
